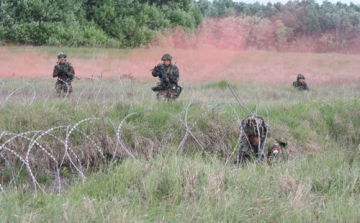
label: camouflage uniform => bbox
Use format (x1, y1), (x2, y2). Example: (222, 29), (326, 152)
(236, 115), (288, 165)
(237, 136), (287, 164)
(53, 53), (75, 97)
(151, 54), (182, 98)
(293, 74), (309, 91)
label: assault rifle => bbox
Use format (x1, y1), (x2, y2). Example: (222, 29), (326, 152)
(158, 67), (169, 84)
(57, 68), (81, 81)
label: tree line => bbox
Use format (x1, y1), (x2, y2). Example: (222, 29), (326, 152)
(200, 0), (360, 52)
(0, 0), (360, 51)
(0, 0), (202, 47)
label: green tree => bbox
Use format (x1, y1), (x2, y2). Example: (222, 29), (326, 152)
(274, 20), (293, 48)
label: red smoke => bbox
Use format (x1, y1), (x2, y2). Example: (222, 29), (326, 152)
(0, 18), (359, 85)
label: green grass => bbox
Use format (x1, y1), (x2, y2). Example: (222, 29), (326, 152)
(203, 80), (237, 91)
(4, 45), (131, 59)
(0, 78), (359, 222)
(1, 152), (359, 222)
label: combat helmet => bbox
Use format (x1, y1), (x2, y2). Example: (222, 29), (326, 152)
(297, 74), (305, 80)
(161, 53), (172, 61)
(57, 52), (67, 59)
(241, 115), (268, 139)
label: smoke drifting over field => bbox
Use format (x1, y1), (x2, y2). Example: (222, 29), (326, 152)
(1, 18), (360, 85)
(1, 46), (359, 85)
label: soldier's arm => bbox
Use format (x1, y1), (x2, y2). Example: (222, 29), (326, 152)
(152, 65), (161, 77)
(67, 65), (75, 78)
(53, 66), (59, 77)
(305, 83), (309, 90)
(170, 66), (179, 84)
(236, 139), (252, 165)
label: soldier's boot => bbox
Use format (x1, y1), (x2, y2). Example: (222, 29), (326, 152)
(152, 86), (161, 92)
(152, 82), (164, 92)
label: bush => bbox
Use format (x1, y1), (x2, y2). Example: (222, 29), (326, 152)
(0, 25), (5, 44)
(0, 0), (202, 47)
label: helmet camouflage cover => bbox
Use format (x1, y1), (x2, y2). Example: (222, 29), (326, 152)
(161, 53), (172, 61)
(297, 74), (305, 80)
(57, 52), (67, 59)
(241, 115), (268, 139)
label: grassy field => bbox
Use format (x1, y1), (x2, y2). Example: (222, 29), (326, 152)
(0, 74), (359, 222)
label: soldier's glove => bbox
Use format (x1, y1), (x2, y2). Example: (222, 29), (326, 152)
(271, 147), (280, 156)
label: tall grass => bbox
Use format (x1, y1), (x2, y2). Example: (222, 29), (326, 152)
(0, 78), (359, 222)
(1, 152), (359, 222)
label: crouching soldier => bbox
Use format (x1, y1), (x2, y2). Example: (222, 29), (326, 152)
(293, 74), (309, 91)
(151, 53), (182, 100)
(53, 52), (75, 97)
(236, 115), (288, 165)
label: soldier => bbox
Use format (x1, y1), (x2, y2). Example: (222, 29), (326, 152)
(151, 53), (182, 99)
(292, 74), (309, 91)
(53, 52), (75, 97)
(236, 115), (288, 165)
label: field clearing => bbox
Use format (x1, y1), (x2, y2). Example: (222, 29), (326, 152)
(0, 48), (360, 222)
(1, 46), (360, 85)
